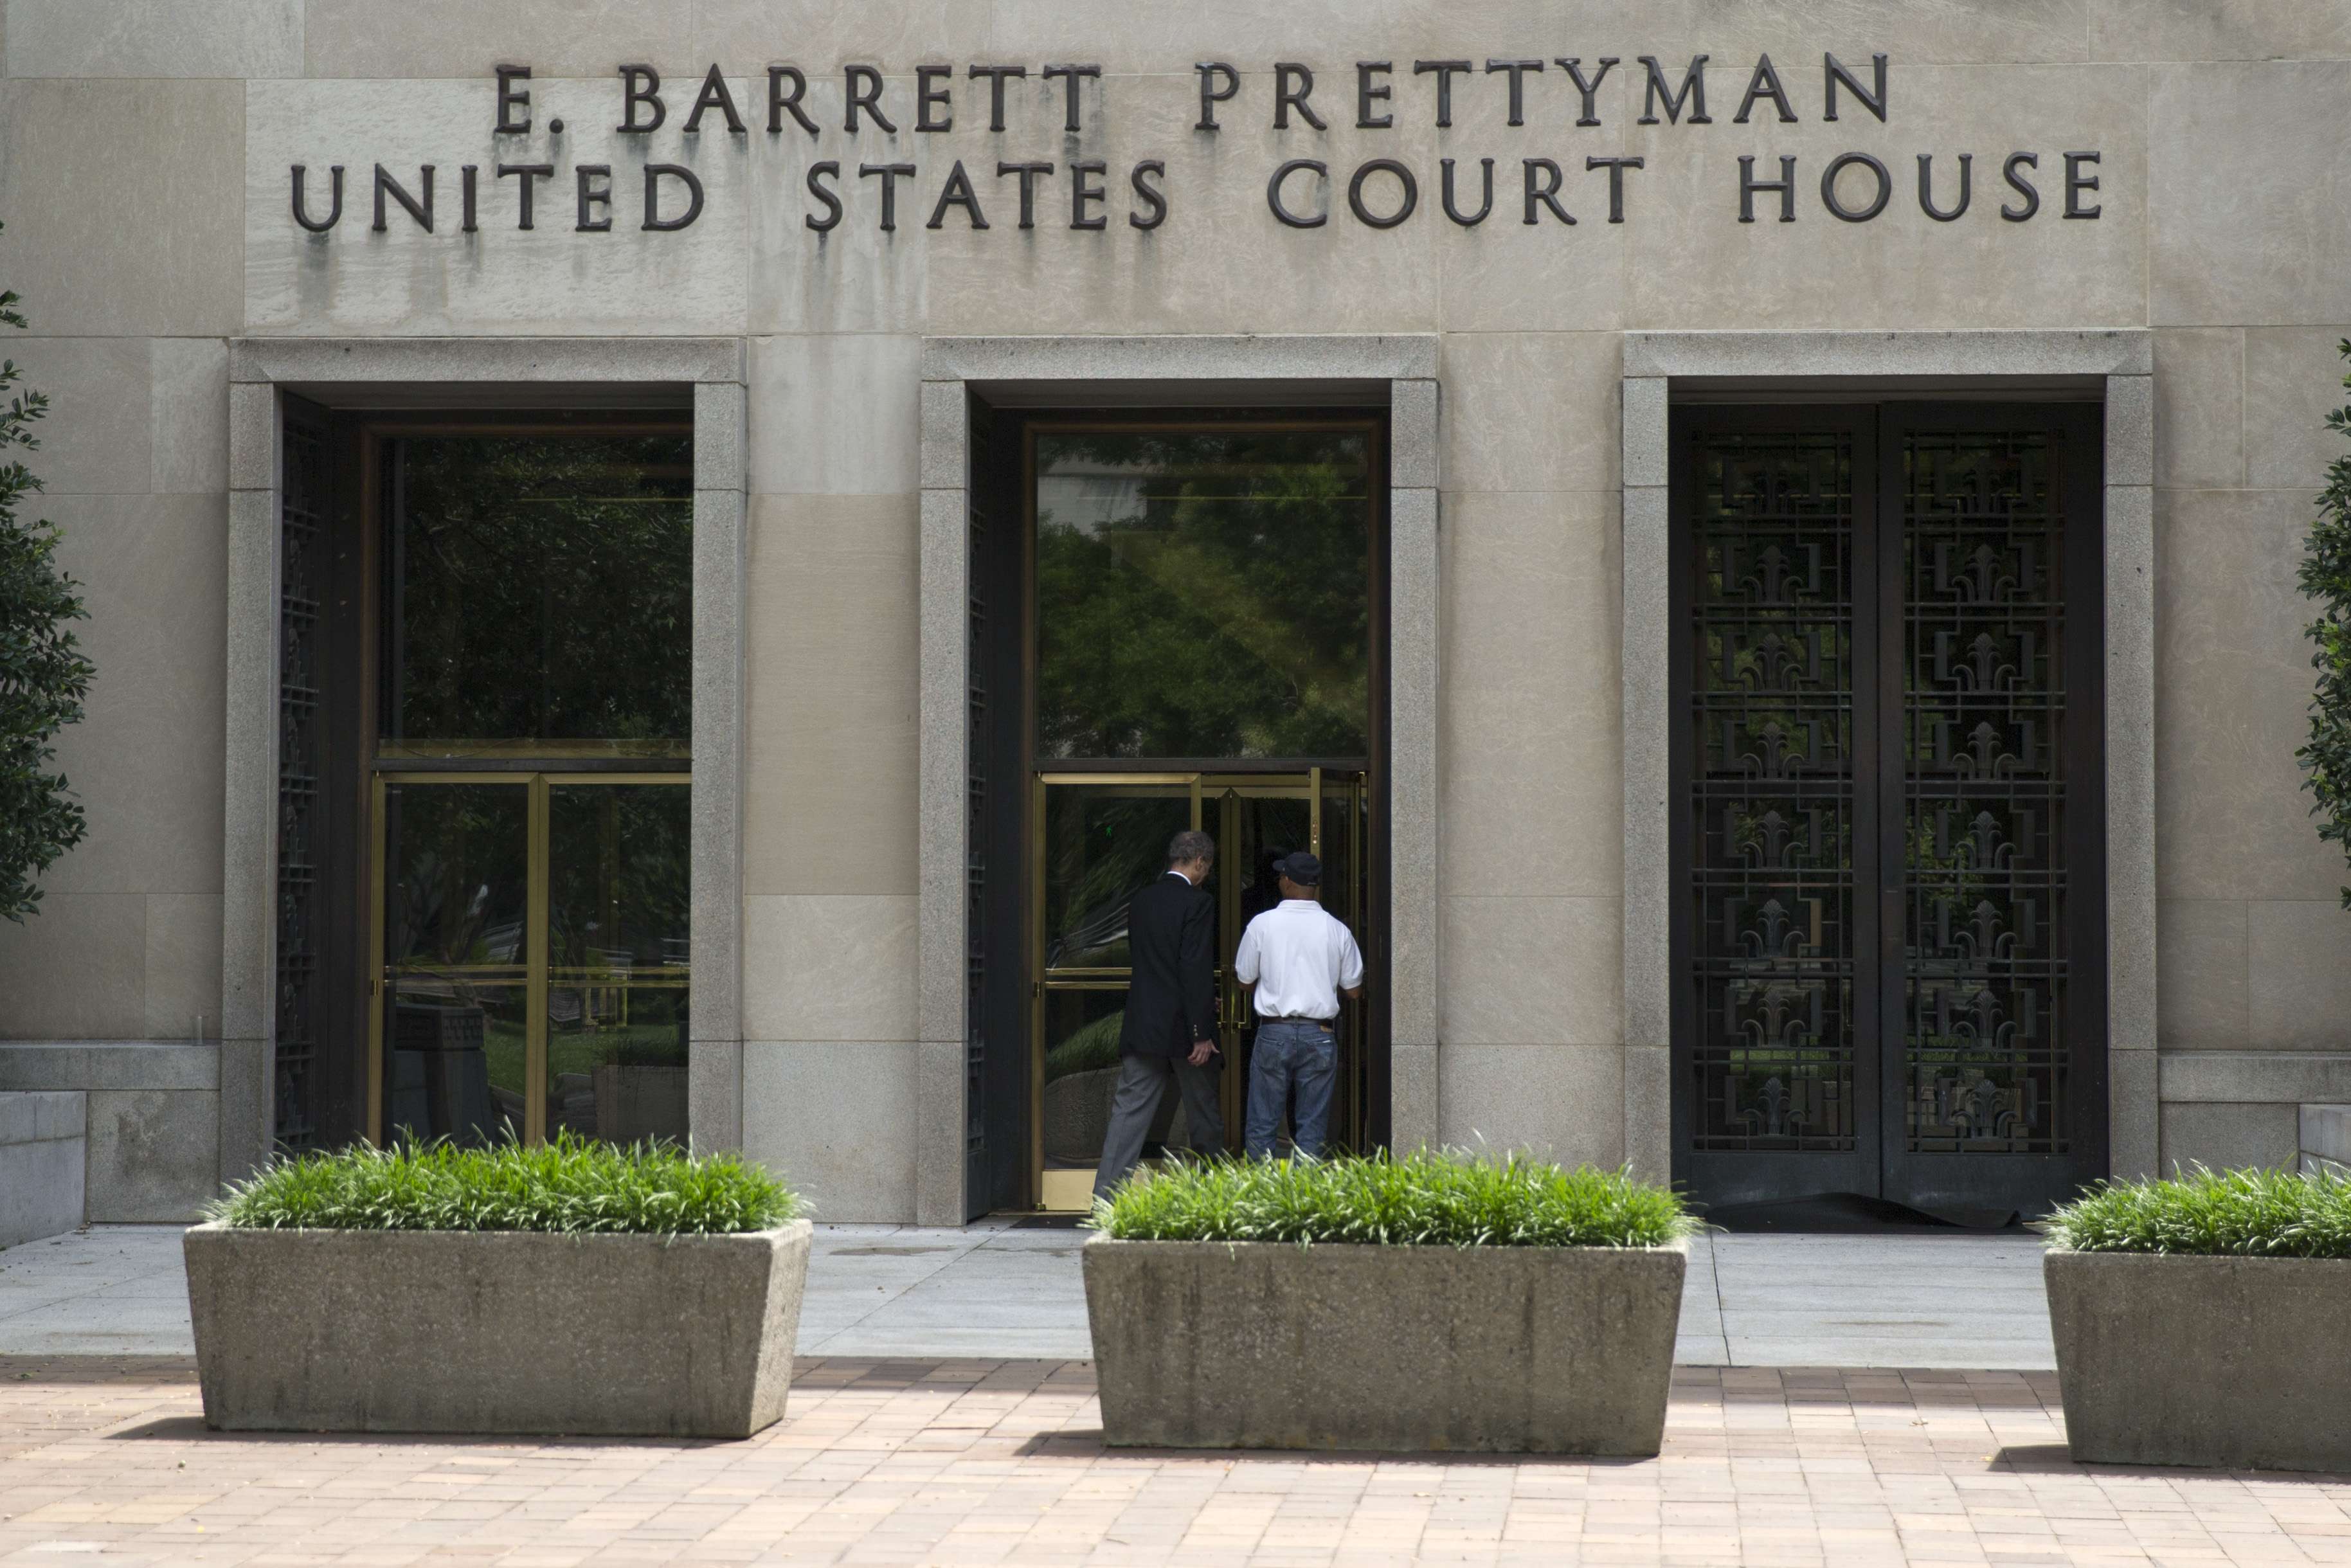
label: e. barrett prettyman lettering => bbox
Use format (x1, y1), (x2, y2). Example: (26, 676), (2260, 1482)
(286, 53), (2102, 238)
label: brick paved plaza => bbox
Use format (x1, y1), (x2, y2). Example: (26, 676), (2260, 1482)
(3, 1356), (2348, 1566)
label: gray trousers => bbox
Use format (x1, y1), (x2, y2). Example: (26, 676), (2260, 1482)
(1092, 1050), (1227, 1202)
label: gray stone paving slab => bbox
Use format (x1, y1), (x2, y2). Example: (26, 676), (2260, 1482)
(1673, 1231), (1727, 1365)
(1700, 1233), (2055, 1370)
(0, 1224), (185, 1357)
(1724, 1335), (2058, 1370)
(0, 1220), (2057, 1368)
(801, 1219), (1092, 1358)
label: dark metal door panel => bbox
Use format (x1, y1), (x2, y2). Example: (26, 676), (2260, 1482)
(1671, 403), (2106, 1220)
(1878, 404), (2107, 1220)
(276, 395), (366, 1152)
(969, 395), (1033, 1218)
(1672, 409), (1881, 1207)
(275, 397), (332, 1153)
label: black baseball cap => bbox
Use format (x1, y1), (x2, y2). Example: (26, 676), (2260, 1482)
(1276, 851), (1323, 887)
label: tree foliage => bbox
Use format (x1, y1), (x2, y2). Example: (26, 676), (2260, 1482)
(0, 227), (96, 924)
(2297, 340), (2351, 908)
(390, 431), (692, 746)
(1034, 428), (1371, 759)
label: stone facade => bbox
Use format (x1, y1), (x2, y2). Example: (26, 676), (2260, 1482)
(0, 1), (2346, 1220)
(0, 1090), (84, 1245)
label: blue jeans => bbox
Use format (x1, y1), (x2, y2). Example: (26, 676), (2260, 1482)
(1245, 1019), (1337, 1159)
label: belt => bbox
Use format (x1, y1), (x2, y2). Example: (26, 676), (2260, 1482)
(1264, 1014), (1335, 1024)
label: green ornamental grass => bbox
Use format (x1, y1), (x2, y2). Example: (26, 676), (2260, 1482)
(207, 1133), (799, 1236)
(1092, 1149), (1691, 1248)
(2045, 1166), (2351, 1259)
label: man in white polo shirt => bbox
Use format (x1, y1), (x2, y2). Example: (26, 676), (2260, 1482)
(1232, 851), (1365, 1159)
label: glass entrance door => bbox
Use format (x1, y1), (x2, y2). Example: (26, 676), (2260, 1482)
(1032, 775), (1200, 1211)
(1031, 769), (1370, 1211)
(1204, 775), (1373, 1161)
(372, 773), (690, 1148)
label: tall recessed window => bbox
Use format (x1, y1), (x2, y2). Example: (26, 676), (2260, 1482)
(372, 424), (693, 1149)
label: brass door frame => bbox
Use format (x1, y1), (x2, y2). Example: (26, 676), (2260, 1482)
(366, 770), (689, 1146)
(1028, 767), (1369, 1210)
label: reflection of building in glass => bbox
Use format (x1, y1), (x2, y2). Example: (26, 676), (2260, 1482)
(1035, 460), (1152, 538)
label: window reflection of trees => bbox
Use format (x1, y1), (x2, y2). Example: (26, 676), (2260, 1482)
(1043, 795), (1191, 971)
(390, 434), (692, 747)
(546, 784), (689, 1140)
(383, 782), (528, 1145)
(1035, 430), (1371, 760)
(387, 786), (525, 974)
(547, 784), (689, 1072)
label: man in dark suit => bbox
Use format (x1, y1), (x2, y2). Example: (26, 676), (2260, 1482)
(1092, 828), (1226, 1200)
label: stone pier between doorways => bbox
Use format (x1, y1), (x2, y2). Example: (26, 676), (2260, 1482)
(0, 1221), (2055, 1368)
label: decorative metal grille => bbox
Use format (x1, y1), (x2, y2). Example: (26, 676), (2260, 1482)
(1682, 413), (2085, 1188)
(1900, 430), (2067, 1155)
(273, 415), (325, 1151)
(965, 431), (990, 1182)
(1686, 431), (1860, 1153)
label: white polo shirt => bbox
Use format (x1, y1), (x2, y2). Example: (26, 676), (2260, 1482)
(1233, 899), (1365, 1021)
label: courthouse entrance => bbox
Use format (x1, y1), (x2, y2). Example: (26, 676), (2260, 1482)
(270, 405), (696, 1153)
(1669, 404), (2109, 1220)
(962, 407), (1389, 1214)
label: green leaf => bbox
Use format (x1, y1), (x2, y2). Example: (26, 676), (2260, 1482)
(2046, 1165), (2351, 1257)
(1090, 1148), (1692, 1248)
(0, 238), (95, 923)
(206, 1129), (802, 1234)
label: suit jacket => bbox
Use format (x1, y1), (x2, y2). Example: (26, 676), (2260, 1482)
(1118, 872), (1218, 1058)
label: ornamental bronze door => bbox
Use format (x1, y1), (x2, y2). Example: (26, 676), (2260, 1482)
(1669, 404), (2107, 1220)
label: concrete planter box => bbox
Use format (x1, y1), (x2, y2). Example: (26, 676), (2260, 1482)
(185, 1219), (811, 1437)
(1083, 1236), (1686, 1454)
(2046, 1247), (2351, 1471)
